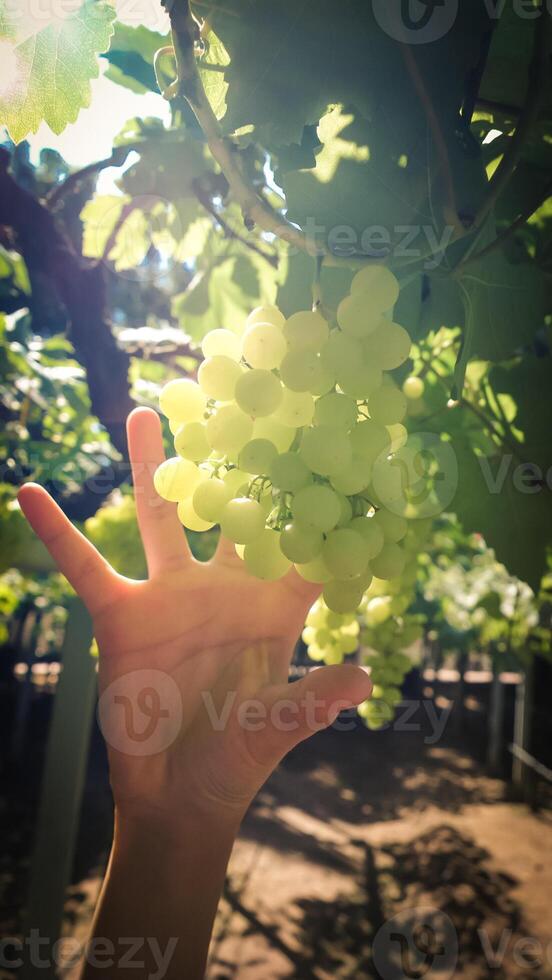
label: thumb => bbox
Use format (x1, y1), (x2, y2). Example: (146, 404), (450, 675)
(256, 664), (372, 764)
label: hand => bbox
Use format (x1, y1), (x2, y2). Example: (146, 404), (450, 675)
(19, 408), (372, 832)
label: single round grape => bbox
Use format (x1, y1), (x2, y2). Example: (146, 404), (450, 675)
(222, 467), (249, 496)
(198, 356), (242, 401)
(192, 478), (232, 522)
(330, 456), (372, 495)
(337, 292), (382, 338)
(206, 404), (253, 455)
(350, 265), (400, 311)
(153, 457), (202, 502)
(300, 425), (352, 476)
(365, 321), (411, 370)
(242, 322), (287, 370)
(253, 416), (295, 452)
(269, 452), (312, 492)
(364, 595), (393, 626)
(159, 379), (206, 423)
(375, 508), (407, 542)
(279, 349), (323, 392)
(350, 420), (391, 463)
(320, 330), (362, 373)
(340, 634), (359, 655)
(371, 455), (406, 510)
(235, 369), (282, 417)
(280, 521), (323, 563)
(291, 484), (341, 532)
(220, 497), (266, 544)
(403, 375), (424, 399)
(336, 359), (382, 400)
(336, 493), (353, 526)
(174, 421), (210, 462)
(238, 438), (278, 474)
(322, 528), (368, 580)
(201, 328), (241, 361)
(309, 358), (336, 396)
(283, 310), (329, 352)
(370, 541), (406, 579)
(177, 498), (215, 531)
(246, 305), (285, 330)
(274, 389), (314, 427)
(294, 556), (333, 584)
(323, 579), (364, 614)
(306, 602), (328, 628)
(244, 529), (291, 581)
(314, 392), (357, 430)
(348, 516), (384, 559)
(368, 386), (407, 425)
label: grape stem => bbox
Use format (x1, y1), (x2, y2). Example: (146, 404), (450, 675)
(157, 0), (384, 268)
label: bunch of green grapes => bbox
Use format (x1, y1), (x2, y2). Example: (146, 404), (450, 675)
(155, 265), (424, 614)
(303, 518), (430, 729)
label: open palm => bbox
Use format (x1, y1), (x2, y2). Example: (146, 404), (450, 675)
(19, 408), (371, 827)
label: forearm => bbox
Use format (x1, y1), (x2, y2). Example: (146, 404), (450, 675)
(80, 808), (240, 980)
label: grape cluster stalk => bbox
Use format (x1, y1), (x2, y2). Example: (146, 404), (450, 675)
(155, 266), (429, 724)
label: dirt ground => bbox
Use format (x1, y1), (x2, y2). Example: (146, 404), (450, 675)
(53, 705), (552, 980)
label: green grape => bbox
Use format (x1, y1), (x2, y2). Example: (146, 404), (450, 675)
(371, 455), (407, 511)
(340, 634), (359, 654)
(201, 328), (241, 361)
(315, 628), (332, 647)
(302, 626), (317, 645)
(269, 452), (312, 492)
(279, 350), (324, 392)
(244, 529), (291, 580)
(365, 321), (411, 370)
(306, 603), (328, 628)
(192, 478), (232, 522)
(283, 310), (329, 351)
(322, 528), (368, 579)
(330, 456), (372, 495)
(348, 516), (384, 558)
(174, 421), (210, 462)
(154, 457), (202, 502)
(337, 292), (382, 338)
(280, 521), (323, 562)
(350, 266), (400, 312)
(364, 595), (393, 625)
(324, 647), (345, 665)
(375, 508), (407, 542)
(371, 541), (406, 579)
(386, 423), (407, 452)
(403, 375), (424, 399)
(177, 498), (215, 531)
(274, 389), (314, 427)
(368, 385), (407, 425)
(291, 484), (341, 532)
(314, 392), (357, 430)
(238, 438), (278, 474)
(206, 404), (253, 455)
(246, 305), (285, 330)
(220, 497), (266, 543)
(323, 579), (364, 614)
(294, 556), (333, 583)
(198, 356), (242, 401)
(159, 379), (206, 423)
(320, 331), (362, 373)
(222, 468), (249, 495)
(350, 420), (391, 463)
(242, 322), (287, 370)
(252, 417), (293, 453)
(309, 359), (336, 396)
(382, 686), (403, 706)
(300, 425), (352, 476)
(336, 493), (353, 526)
(235, 369), (282, 417)
(336, 359), (382, 400)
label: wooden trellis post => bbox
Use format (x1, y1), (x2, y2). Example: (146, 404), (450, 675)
(21, 598), (97, 979)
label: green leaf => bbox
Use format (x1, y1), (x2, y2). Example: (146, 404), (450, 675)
(198, 30), (229, 121)
(459, 251), (546, 361)
(102, 21), (169, 95)
(0, 0), (116, 143)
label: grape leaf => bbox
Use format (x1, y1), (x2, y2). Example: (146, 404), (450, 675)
(0, 0), (115, 143)
(198, 31), (230, 122)
(102, 22), (168, 95)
